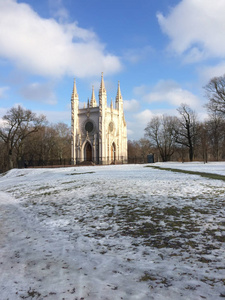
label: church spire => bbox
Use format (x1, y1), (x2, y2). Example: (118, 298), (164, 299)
(99, 72), (106, 93)
(71, 78), (79, 100)
(116, 80), (123, 110)
(71, 78), (79, 166)
(116, 81), (122, 101)
(90, 85), (97, 107)
(99, 72), (107, 107)
(110, 98), (113, 110)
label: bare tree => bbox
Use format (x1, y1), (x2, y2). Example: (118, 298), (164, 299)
(128, 139), (151, 163)
(138, 138), (152, 161)
(128, 140), (140, 163)
(206, 112), (225, 161)
(0, 140), (7, 172)
(0, 105), (46, 170)
(145, 115), (176, 162)
(52, 122), (71, 161)
(204, 75), (225, 115)
(22, 123), (71, 166)
(197, 121), (209, 163)
(174, 104), (198, 162)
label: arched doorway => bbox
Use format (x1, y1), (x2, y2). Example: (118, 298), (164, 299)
(111, 142), (116, 163)
(85, 142), (92, 161)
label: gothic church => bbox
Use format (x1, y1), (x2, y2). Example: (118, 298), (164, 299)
(71, 73), (128, 165)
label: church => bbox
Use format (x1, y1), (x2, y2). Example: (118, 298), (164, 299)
(71, 73), (128, 165)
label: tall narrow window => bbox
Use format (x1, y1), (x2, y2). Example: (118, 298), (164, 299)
(111, 143), (116, 162)
(85, 142), (92, 161)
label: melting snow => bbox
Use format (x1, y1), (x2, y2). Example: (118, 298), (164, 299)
(0, 162), (225, 299)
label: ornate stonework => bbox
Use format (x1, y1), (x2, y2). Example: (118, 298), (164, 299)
(71, 73), (128, 165)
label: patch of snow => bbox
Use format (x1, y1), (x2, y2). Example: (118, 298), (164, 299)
(0, 163), (225, 299)
(155, 161), (225, 175)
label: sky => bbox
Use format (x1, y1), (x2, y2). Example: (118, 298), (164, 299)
(0, 0), (225, 140)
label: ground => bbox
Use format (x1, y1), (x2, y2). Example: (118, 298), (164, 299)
(0, 162), (225, 299)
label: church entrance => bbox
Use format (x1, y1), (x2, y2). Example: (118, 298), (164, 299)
(111, 143), (116, 163)
(85, 142), (92, 161)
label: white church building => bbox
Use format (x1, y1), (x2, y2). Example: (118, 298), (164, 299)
(71, 73), (128, 165)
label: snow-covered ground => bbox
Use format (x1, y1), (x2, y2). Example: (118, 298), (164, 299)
(155, 161), (225, 176)
(0, 163), (225, 300)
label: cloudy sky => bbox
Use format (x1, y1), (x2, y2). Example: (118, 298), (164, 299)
(0, 0), (225, 139)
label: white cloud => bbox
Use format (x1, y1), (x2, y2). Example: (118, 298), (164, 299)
(157, 0), (225, 62)
(144, 80), (200, 108)
(0, 105), (70, 126)
(127, 79), (205, 139)
(126, 80), (203, 139)
(126, 109), (154, 140)
(123, 99), (140, 112)
(199, 62), (225, 84)
(0, 86), (9, 99)
(35, 109), (70, 125)
(20, 82), (57, 105)
(0, 107), (7, 121)
(133, 85), (150, 97)
(135, 109), (154, 124)
(0, 0), (122, 78)
(48, 0), (69, 22)
(0, 118), (8, 128)
(126, 127), (134, 138)
(123, 46), (153, 64)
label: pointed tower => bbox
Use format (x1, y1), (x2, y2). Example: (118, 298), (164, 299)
(99, 72), (107, 106)
(110, 98), (113, 110)
(98, 72), (107, 164)
(71, 79), (79, 165)
(116, 81), (123, 111)
(90, 86), (97, 107)
(115, 80), (127, 163)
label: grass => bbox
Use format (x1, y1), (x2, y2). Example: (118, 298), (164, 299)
(146, 165), (225, 181)
(68, 171), (95, 175)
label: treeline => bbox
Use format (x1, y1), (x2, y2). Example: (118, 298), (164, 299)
(0, 106), (70, 172)
(1, 74), (225, 171)
(129, 105), (225, 163)
(129, 74), (225, 163)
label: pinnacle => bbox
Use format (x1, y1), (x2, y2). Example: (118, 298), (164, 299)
(91, 85), (97, 107)
(72, 78), (79, 99)
(116, 80), (122, 102)
(99, 72), (106, 93)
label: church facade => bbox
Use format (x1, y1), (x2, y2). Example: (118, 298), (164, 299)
(71, 73), (128, 165)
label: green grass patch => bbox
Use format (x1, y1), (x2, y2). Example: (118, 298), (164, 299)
(146, 165), (225, 181)
(61, 181), (75, 185)
(139, 272), (157, 282)
(68, 171), (95, 175)
(35, 185), (51, 191)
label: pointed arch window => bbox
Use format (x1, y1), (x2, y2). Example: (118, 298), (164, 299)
(85, 142), (92, 161)
(111, 142), (116, 162)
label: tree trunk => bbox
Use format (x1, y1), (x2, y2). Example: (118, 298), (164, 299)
(8, 149), (13, 170)
(189, 145), (194, 162)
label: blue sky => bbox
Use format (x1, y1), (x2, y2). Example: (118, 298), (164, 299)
(1, 0), (225, 140)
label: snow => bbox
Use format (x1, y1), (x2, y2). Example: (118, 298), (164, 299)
(155, 161), (225, 175)
(0, 162), (225, 299)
